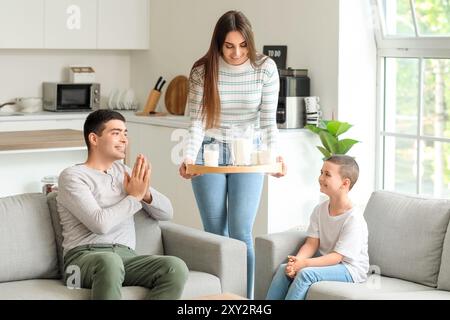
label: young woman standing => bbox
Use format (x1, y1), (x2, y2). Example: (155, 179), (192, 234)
(179, 10), (286, 298)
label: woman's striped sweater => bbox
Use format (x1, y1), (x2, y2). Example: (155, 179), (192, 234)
(184, 55), (280, 162)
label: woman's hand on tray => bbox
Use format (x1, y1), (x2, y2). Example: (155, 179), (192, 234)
(271, 156), (287, 178)
(179, 159), (200, 179)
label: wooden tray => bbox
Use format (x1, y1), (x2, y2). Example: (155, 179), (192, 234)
(186, 162), (282, 174)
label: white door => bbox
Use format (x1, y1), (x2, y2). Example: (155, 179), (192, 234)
(97, 0), (149, 49)
(0, 0), (44, 48)
(44, 0), (97, 49)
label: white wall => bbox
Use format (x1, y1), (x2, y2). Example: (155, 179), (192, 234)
(0, 50), (130, 107)
(338, 0), (377, 206)
(130, 0), (378, 228)
(131, 0), (339, 119)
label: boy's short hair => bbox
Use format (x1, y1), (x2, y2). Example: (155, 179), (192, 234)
(83, 110), (125, 150)
(325, 155), (359, 190)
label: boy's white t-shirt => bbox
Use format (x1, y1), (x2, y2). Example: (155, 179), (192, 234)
(306, 200), (369, 283)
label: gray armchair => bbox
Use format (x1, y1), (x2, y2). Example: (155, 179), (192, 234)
(255, 231), (307, 300)
(255, 191), (450, 300)
(0, 192), (247, 299)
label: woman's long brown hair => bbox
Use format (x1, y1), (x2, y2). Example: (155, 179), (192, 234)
(191, 10), (265, 129)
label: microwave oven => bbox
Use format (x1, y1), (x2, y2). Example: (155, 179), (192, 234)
(43, 82), (100, 112)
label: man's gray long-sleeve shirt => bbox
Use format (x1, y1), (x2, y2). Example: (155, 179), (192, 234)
(57, 161), (173, 256)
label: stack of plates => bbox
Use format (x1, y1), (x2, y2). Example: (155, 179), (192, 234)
(108, 88), (138, 110)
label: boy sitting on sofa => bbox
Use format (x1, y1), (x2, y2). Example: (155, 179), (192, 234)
(266, 155), (369, 300)
(57, 110), (188, 300)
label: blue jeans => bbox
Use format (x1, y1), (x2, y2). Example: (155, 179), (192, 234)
(192, 171), (264, 299)
(266, 263), (353, 300)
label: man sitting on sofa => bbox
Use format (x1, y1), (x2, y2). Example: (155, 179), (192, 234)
(57, 109), (188, 300)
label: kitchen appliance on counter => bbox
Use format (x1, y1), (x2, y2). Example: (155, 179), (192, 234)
(276, 68), (310, 129)
(69, 66), (96, 83)
(16, 97), (43, 113)
(43, 82), (100, 112)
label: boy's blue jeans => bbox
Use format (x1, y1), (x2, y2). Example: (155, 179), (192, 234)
(191, 172), (264, 299)
(266, 263), (353, 300)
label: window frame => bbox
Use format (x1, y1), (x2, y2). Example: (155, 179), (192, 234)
(373, 0), (450, 42)
(372, 0), (450, 196)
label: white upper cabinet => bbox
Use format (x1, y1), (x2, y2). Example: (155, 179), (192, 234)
(97, 0), (149, 49)
(0, 0), (149, 49)
(44, 0), (97, 49)
(0, 0), (44, 48)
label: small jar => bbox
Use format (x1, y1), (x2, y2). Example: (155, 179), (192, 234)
(41, 175), (59, 195)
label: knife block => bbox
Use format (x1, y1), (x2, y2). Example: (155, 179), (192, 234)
(136, 89), (161, 115)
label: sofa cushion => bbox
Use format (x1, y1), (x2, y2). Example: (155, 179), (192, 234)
(134, 210), (164, 256)
(0, 193), (59, 282)
(437, 223), (450, 290)
(47, 192), (65, 278)
(365, 290), (450, 300)
(364, 191), (450, 287)
(0, 271), (220, 299)
(307, 276), (442, 300)
(180, 271), (222, 299)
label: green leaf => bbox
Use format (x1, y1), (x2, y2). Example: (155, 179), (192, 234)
(335, 122), (352, 136)
(318, 120), (329, 129)
(319, 131), (338, 154)
(304, 124), (323, 134)
(317, 146), (331, 159)
(336, 139), (359, 154)
(326, 121), (352, 137)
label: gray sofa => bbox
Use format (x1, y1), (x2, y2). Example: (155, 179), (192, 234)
(0, 192), (247, 299)
(255, 190), (450, 300)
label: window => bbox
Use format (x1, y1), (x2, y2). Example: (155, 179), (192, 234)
(378, 0), (450, 37)
(373, 0), (450, 198)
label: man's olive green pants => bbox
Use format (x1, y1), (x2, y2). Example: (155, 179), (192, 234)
(63, 244), (188, 300)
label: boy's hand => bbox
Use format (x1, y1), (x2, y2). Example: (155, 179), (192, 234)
(285, 255), (308, 278)
(124, 154), (150, 201)
(285, 265), (296, 279)
(285, 255), (297, 278)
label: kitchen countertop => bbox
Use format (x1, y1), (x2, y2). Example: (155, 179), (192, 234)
(0, 110), (191, 128)
(125, 113), (190, 128)
(0, 129), (85, 152)
(0, 111), (92, 121)
(0, 110), (310, 133)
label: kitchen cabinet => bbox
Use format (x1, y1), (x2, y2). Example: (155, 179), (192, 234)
(44, 0), (97, 49)
(97, 0), (149, 49)
(0, 0), (44, 48)
(0, 0), (149, 49)
(0, 129), (87, 197)
(0, 114), (88, 197)
(0, 118), (85, 132)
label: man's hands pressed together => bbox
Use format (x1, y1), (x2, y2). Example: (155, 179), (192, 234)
(124, 154), (152, 203)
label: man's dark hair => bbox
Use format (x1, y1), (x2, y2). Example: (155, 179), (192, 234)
(83, 110), (126, 150)
(325, 155), (359, 190)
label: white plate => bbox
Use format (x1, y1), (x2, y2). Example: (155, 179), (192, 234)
(122, 89), (135, 110)
(115, 89), (125, 109)
(108, 89), (119, 109)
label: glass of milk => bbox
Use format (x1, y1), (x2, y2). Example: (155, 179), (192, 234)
(232, 138), (252, 165)
(203, 143), (219, 167)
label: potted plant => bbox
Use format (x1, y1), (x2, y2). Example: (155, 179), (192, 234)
(305, 120), (359, 159)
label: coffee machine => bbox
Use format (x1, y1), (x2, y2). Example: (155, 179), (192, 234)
(276, 68), (310, 129)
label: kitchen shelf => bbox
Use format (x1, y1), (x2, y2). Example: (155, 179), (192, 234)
(0, 129), (85, 152)
(186, 163), (282, 174)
